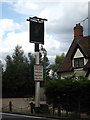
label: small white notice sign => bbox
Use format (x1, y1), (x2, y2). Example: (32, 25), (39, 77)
(34, 64), (44, 82)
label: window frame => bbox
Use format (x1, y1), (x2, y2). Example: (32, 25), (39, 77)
(74, 57), (84, 68)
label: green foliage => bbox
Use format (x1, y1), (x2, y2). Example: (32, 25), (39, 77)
(3, 45), (50, 97)
(51, 53), (65, 77)
(39, 46), (50, 82)
(2, 45), (35, 98)
(55, 53), (65, 66)
(45, 75), (90, 114)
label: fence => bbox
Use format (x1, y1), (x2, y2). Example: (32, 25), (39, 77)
(2, 101), (30, 114)
(2, 98), (49, 115)
(2, 98), (90, 119)
(2, 98), (34, 114)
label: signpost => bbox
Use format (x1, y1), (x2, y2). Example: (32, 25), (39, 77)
(27, 16), (47, 108)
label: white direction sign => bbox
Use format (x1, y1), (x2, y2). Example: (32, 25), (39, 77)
(34, 64), (44, 82)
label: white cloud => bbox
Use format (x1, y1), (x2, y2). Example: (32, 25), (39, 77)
(2, 0), (89, 3)
(0, 0), (89, 64)
(0, 22), (33, 53)
(0, 18), (65, 63)
(0, 19), (21, 54)
(1, 0), (17, 4)
(46, 2), (88, 35)
(13, 0), (39, 15)
(39, 8), (50, 19)
(0, 19), (20, 32)
(0, 19), (28, 63)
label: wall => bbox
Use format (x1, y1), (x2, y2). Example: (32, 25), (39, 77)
(2, 98), (46, 113)
(88, 73), (90, 80)
(61, 72), (74, 79)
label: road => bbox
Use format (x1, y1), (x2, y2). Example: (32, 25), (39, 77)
(0, 113), (58, 120)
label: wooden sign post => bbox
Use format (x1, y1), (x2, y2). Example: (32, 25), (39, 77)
(27, 16), (47, 107)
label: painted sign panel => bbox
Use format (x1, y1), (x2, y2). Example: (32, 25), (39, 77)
(30, 21), (44, 44)
(34, 64), (44, 82)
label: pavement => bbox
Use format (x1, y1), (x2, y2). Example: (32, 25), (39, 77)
(0, 113), (58, 120)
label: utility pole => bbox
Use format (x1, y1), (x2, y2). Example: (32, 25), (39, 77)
(27, 16), (47, 108)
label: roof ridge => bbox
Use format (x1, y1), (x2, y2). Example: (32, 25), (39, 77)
(77, 42), (87, 57)
(83, 35), (90, 38)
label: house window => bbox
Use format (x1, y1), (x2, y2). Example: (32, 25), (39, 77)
(74, 58), (84, 68)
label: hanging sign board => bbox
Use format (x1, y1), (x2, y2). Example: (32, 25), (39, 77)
(30, 20), (44, 44)
(34, 64), (44, 82)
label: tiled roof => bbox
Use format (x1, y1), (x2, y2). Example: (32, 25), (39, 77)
(57, 36), (90, 73)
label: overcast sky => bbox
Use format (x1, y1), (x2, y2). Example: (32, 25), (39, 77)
(0, 0), (89, 64)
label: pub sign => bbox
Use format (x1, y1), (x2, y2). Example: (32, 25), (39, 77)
(30, 20), (44, 44)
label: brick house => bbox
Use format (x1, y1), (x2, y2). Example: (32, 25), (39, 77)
(57, 23), (90, 80)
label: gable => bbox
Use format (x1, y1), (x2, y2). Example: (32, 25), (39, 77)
(57, 40), (77, 73)
(57, 36), (90, 73)
(74, 48), (84, 58)
(71, 43), (87, 59)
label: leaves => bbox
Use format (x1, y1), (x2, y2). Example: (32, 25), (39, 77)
(2, 45), (35, 98)
(39, 46), (50, 81)
(45, 75), (90, 113)
(51, 53), (65, 78)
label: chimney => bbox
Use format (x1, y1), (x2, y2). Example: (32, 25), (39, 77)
(74, 23), (83, 40)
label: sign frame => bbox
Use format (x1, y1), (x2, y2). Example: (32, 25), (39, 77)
(33, 64), (44, 82)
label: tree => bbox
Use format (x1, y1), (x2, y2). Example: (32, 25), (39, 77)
(39, 45), (50, 82)
(0, 60), (3, 72)
(51, 53), (65, 78)
(27, 52), (35, 95)
(2, 45), (35, 98)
